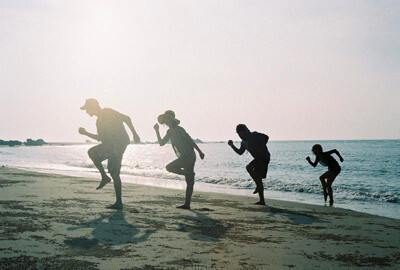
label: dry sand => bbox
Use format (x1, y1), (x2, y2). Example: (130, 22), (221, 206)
(0, 167), (399, 269)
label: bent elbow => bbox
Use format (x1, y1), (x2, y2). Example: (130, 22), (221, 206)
(123, 116), (132, 124)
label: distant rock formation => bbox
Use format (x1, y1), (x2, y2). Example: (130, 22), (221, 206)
(0, 140), (22, 147)
(24, 139), (47, 146)
(0, 138), (47, 147)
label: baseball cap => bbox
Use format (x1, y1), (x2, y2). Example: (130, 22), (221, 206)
(80, 99), (99, 110)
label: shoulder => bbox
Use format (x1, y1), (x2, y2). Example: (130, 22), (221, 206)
(253, 131), (268, 137)
(177, 126), (187, 133)
(104, 108), (125, 118)
(322, 152), (331, 158)
(101, 108), (115, 116)
(102, 108), (114, 113)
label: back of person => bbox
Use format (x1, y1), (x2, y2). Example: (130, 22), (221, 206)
(319, 152), (340, 170)
(96, 108), (130, 147)
(243, 132), (270, 159)
(168, 126), (195, 159)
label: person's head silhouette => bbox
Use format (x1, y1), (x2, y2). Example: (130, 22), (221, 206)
(236, 124), (250, 140)
(312, 144), (323, 155)
(157, 110), (180, 128)
(80, 99), (101, 117)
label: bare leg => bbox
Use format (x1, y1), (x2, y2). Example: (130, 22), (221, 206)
(166, 160), (186, 175)
(246, 162), (259, 194)
(326, 176), (336, 206)
(107, 172), (122, 209)
(320, 171), (332, 203)
(88, 146), (111, 190)
(167, 159), (195, 209)
(246, 162), (266, 205)
(254, 179), (265, 205)
(319, 177), (328, 202)
(180, 173), (194, 209)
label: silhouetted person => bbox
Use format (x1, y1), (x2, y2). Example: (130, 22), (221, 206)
(79, 99), (140, 209)
(154, 110), (205, 210)
(306, 144), (344, 206)
(228, 124), (270, 205)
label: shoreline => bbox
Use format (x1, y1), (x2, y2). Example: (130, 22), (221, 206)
(8, 165), (400, 220)
(1, 167), (400, 269)
(12, 166), (386, 219)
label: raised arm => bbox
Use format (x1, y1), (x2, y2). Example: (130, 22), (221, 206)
(264, 134), (269, 144)
(306, 156), (319, 167)
(327, 149), (344, 162)
(121, 114), (140, 143)
(78, 127), (101, 141)
(154, 124), (170, 146)
(260, 133), (269, 144)
(228, 140), (246, 155)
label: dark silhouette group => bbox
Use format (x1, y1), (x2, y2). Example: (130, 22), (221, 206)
(79, 99), (344, 210)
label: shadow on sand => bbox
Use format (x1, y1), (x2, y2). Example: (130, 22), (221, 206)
(268, 206), (329, 224)
(241, 205), (329, 225)
(177, 210), (232, 242)
(65, 210), (155, 248)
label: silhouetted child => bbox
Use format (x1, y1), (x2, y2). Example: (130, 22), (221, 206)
(306, 144), (344, 206)
(228, 124), (270, 205)
(154, 110), (205, 210)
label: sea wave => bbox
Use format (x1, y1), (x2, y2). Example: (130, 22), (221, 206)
(65, 161), (96, 169)
(63, 160), (400, 204)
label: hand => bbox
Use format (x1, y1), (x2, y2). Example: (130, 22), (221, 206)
(78, 127), (87, 135)
(228, 140), (234, 146)
(340, 157), (344, 162)
(306, 156), (311, 161)
(199, 151), (205, 160)
(133, 134), (141, 144)
(153, 123), (159, 131)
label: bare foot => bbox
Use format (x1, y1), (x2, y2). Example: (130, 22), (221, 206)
(106, 202), (123, 210)
(177, 204), (190, 210)
(329, 200), (334, 206)
(96, 176), (111, 190)
(253, 187), (259, 194)
(255, 201), (266, 206)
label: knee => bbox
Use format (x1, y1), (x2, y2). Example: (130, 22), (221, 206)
(110, 172), (120, 181)
(319, 175), (325, 181)
(246, 164), (253, 173)
(87, 147), (96, 159)
(186, 179), (194, 188)
(166, 163), (173, 173)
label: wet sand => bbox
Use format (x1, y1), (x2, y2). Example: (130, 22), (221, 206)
(0, 167), (399, 269)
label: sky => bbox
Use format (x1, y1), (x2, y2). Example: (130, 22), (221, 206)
(0, 0), (399, 142)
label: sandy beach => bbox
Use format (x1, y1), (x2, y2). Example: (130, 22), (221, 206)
(0, 167), (399, 269)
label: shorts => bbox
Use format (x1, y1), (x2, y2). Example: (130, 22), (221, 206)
(247, 156), (270, 179)
(329, 166), (341, 177)
(167, 155), (196, 173)
(89, 143), (128, 174)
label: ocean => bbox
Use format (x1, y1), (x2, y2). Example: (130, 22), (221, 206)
(1, 140), (399, 219)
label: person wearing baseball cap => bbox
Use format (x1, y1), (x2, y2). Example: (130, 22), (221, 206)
(154, 110), (205, 210)
(79, 98), (141, 209)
